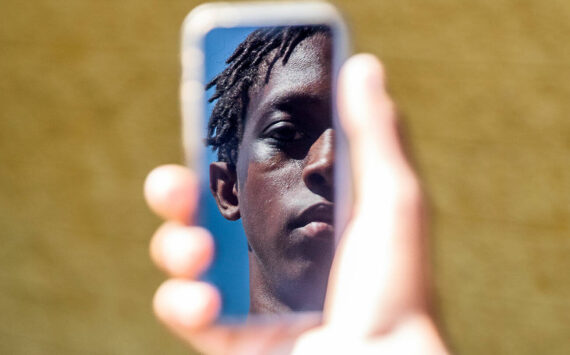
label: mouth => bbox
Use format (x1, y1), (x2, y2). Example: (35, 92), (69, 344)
(294, 203), (334, 239)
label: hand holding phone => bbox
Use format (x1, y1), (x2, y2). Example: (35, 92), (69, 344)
(145, 3), (446, 354)
(146, 54), (448, 355)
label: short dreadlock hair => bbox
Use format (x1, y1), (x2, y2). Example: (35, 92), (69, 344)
(205, 25), (331, 166)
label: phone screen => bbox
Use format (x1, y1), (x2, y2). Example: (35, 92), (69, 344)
(198, 24), (337, 320)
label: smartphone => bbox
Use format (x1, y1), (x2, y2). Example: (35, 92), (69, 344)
(180, 1), (350, 323)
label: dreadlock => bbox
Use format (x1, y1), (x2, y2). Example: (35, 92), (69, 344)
(205, 25), (331, 166)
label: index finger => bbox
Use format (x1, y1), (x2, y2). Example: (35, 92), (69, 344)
(144, 164), (199, 223)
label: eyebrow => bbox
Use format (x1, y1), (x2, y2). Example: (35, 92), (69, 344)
(269, 92), (326, 112)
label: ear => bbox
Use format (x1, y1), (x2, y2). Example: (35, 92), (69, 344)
(209, 162), (240, 221)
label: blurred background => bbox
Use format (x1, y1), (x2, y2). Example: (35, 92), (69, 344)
(1, 0), (568, 354)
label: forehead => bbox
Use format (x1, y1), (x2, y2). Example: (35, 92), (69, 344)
(268, 34), (331, 88)
(246, 34), (332, 120)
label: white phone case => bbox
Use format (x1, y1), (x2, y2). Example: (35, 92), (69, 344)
(180, 1), (351, 322)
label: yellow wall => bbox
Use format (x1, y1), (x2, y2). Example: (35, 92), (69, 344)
(1, 0), (568, 353)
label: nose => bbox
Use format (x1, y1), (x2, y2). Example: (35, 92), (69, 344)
(302, 128), (334, 200)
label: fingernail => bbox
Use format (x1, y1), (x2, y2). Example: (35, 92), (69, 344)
(363, 56), (384, 93)
(169, 284), (207, 327)
(159, 281), (218, 328)
(366, 72), (381, 93)
(163, 228), (193, 272)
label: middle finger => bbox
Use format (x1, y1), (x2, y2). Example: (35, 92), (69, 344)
(150, 221), (214, 278)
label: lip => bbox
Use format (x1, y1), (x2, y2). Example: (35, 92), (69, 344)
(294, 203), (334, 239)
(296, 221), (334, 239)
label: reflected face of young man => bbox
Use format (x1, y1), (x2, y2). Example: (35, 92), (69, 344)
(236, 34), (334, 313)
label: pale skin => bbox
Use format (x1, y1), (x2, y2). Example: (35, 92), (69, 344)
(145, 54), (450, 354)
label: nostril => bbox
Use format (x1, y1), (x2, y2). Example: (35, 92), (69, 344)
(308, 173), (326, 187)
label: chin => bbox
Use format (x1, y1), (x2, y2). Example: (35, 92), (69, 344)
(274, 257), (331, 311)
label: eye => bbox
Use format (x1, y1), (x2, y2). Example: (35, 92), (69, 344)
(264, 121), (304, 142)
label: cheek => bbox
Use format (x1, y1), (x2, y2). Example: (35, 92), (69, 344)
(237, 143), (302, 240)
(240, 142), (302, 197)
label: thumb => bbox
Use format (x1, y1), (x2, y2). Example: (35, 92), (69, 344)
(325, 54), (429, 336)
